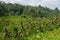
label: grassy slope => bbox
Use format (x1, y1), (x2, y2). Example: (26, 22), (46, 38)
(0, 16), (60, 40)
(27, 28), (60, 40)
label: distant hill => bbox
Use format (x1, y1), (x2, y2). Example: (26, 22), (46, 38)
(0, 1), (60, 18)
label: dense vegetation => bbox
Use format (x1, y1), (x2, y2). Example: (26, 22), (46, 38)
(0, 1), (60, 40)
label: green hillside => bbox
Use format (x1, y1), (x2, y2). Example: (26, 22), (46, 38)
(0, 1), (60, 40)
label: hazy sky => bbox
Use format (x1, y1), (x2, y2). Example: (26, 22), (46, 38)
(0, 0), (60, 9)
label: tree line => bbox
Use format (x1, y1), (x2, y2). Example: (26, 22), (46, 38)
(0, 1), (60, 18)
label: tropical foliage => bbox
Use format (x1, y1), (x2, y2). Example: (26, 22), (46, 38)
(0, 1), (60, 40)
